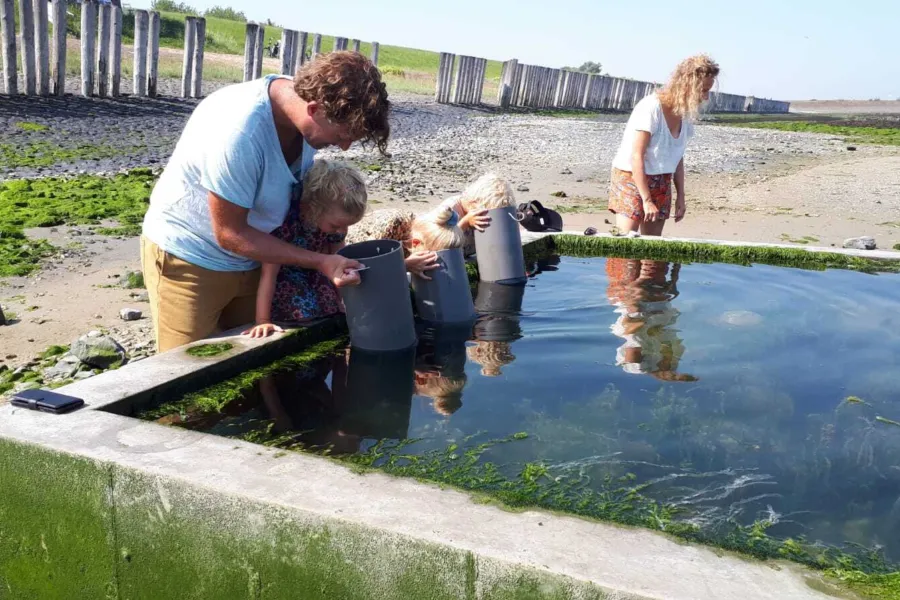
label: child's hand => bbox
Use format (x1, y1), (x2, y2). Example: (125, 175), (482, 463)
(461, 209), (491, 232)
(242, 323), (284, 338)
(406, 251), (439, 280)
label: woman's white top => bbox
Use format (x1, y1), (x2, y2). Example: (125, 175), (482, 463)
(612, 93), (693, 176)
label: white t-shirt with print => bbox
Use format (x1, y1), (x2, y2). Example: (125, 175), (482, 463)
(612, 93), (693, 176)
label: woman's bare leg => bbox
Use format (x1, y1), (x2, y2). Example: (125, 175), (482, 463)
(615, 213), (641, 233)
(640, 220), (666, 236)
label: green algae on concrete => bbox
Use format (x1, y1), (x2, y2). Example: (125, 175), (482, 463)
(549, 234), (900, 274)
(0, 439), (117, 599)
(185, 342), (235, 358)
(0, 435), (619, 599)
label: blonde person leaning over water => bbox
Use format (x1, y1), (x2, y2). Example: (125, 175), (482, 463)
(344, 205), (465, 280)
(440, 172), (516, 256)
(608, 55), (719, 236)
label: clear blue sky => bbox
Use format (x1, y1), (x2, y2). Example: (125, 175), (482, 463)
(132, 0), (898, 101)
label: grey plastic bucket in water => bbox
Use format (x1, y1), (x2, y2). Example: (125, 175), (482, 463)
(473, 206), (527, 285)
(334, 346), (416, 440)
(411, 248), (476, 325)
(337, 240), (417, 352)
(473, 281), (525, 343)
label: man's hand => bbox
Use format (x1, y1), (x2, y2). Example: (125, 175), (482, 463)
(406, 251), (440, 280)
(318, 254), (362, 287)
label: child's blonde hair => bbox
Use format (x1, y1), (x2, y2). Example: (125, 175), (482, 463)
(415, 375), (466, 416)
(466, 341), (515, 377)
(301, 159), (368, 224)
(458, 172), (515, 213)
(410, 205), (465, 251)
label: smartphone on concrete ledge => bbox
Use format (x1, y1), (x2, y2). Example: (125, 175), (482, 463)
(10, 388), (85, 414)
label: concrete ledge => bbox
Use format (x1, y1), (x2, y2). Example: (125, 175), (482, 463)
(54, 317), (343, 414)
(0, 405), (847, 600)
(522, 230), (900, 262)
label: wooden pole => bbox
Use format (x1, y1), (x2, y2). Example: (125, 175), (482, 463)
(311, 33), (321, 56)
(96, 1), (110, 97)
(435, 52), (447, 102)
(50, 0), (64, 95)
(80, 0), (96, 97)
(109, 0), (121, 96)
(190, 17), (204, 98)
(371, 41), (379, 66)
(243, 22), (257, 82)
(252, 24), (264, 78)
(34, 0), (49, 95)
(295, 31), (307, 68)
(178, 15), (194, 97)
(132, 9), (148, 97)
(18, 0), (36, 94)
(279, 28), (293, 75)
(0, 0), (15, 94)
(351, 39), (360, 52)
(147, 10), (159, 97)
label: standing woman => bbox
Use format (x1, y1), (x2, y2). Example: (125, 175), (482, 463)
(608, 55), (719, 235)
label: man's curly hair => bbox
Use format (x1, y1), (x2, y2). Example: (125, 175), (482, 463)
(293, 51), (391, 155)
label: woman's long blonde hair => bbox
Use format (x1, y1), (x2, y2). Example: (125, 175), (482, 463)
(657, 54), (720, 120)
(458, 172), (515, 212)
(410, 205), (465, 251)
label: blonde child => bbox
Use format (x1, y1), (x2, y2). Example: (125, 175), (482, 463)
(244, 160), (367, 338)
(440, 172), (516, 256)
(344, 204), (465, 280)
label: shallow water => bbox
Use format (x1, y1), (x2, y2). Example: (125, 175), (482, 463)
(145, 256), (900, 561)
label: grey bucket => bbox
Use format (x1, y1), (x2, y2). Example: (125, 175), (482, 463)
(335, 346), (416, 440)
(411, 248), (476, 325)
(473, 281), (525, 343)
(473, 206), (527, 285)
(337, 240), (417, 352)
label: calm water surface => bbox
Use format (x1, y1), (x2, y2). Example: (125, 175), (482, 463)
(149, 256), (900, 559)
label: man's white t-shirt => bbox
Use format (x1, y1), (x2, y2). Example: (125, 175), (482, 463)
(612, 93), (693, 176)
(143, 75), (316, 272)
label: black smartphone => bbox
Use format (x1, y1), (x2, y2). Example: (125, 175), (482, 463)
(10, 388), (85, 414)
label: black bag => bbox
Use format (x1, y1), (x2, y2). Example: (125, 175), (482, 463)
(517, 200), (563, 233)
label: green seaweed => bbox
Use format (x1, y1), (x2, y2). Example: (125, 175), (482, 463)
(39, 345), (69, 360)
(185, 342), (234, 358)
(143, 337), (348, 420)
(0, 170), (157, 276)
(0, 141), (147, 169)
(14, 121), (49, 132)
(548, 234), (900, 274)
(826, 570), (900, 599)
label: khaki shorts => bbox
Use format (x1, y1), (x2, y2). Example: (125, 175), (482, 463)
(140, 236), (260, 353)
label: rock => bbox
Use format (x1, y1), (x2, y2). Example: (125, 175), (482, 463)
(74, 371), (95, 380)
(516, 184), (530, 192)
(843, 236), (876, 250)
(44, 355), (82, 380)
(120, 308), (142, 321)
(560, 167), (573, 175)
(129, 291), (150, 303)
(13, 381), (42, 394)
(70, 334), (126, 369)
(847, 146), (857, 151)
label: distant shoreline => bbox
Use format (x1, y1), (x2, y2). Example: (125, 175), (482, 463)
(790, 100), (900, 114)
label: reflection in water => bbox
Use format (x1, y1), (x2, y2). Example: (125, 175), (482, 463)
(471, 281), (524, 377)
(415, 324), (472, 416)
(605, 258), (696, 382)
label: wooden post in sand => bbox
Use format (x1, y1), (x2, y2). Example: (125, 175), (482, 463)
(294, 31), (307, 70)
(80, 0), (97, 96)
(0, 0), (14, 94)
(17, 0), (36, 94)
(96, 1), (110, 97)
(243, 23), (257, 82)
(311, 33), (321, 56)
(280, 28), (294, 75)
(34, 0), (50, 95)
(108, 0), (122, 96)
(252, 24), (264, 79)
(351, 39), (360, 52)
(190, 17), (205, 98)
(371, 42), (379, 66)
(179, 15), (194, 98)
(50, 0), (65, 95)
(132, 9), (148, 97)
(147, 10), (160, 97)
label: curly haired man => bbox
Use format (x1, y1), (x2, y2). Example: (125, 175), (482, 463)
(141, 52), (391, 352)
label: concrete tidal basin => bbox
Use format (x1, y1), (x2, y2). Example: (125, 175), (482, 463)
(3, 234), (889, 599)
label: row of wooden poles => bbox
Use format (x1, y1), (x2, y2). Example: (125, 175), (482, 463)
(240, 24), (380, 83)
(0, 0), (381, 98)
(434, 54), (791, 114)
